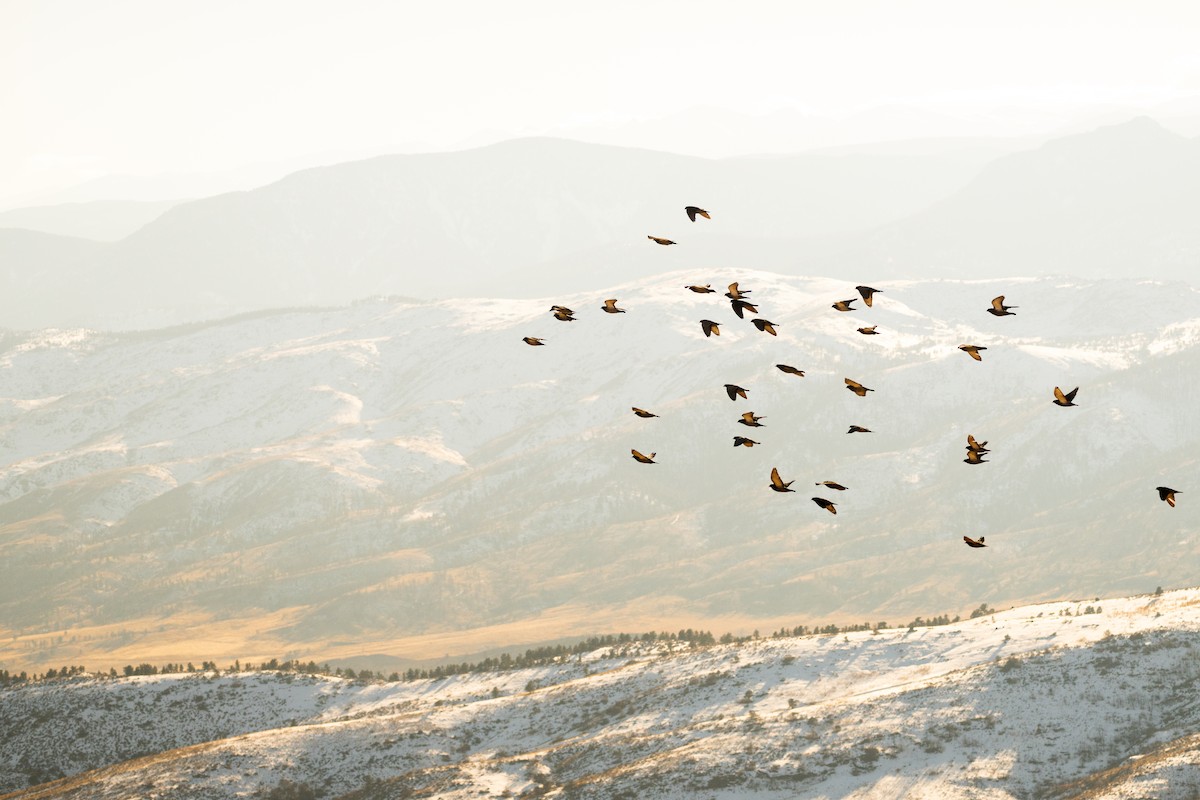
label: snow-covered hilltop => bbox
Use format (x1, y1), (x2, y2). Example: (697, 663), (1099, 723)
(3, 588), (1200, 799)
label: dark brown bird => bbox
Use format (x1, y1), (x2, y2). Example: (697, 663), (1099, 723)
(847, 425), (872, 434)
(685, 206), (710, 222)
(686, 284), (715, 294)
(701, 319), (721, 337)
(601, 298), (625, 314)
(1157, 486), (1180, 507)
(733, 436), (760, 447)
(857, 326), (879, 335)
(776, 364), (805, 377)
(648, 235), (676, 245)
(1052, 386), (1079, 407)
(987, 296), (1017, 316)
(550, 305), (574, 314)
(730, 299), (759, 319)
(959, 345), (987, 361)
(811, 497), (837, 515)
(725, 282), (751, 300)
(725, 384), (748, 401)
(845, 378), (874, 396)
(815, 481), (848, 491)
(963, 536), (987, 548)
(966, 434), (989, 453)
(752, 318), (778, 335)
(856, 285), (882, 307)
(631, 407), (658, 418)
(631, 449), (656, 464)
(769, 467), (795, 493)
(963, 450), (988, 465)
(552, 308), (577, 322)
(522, 337), (545, 346)
(831, 299), (857, 312)
(738, 411), (765, 427)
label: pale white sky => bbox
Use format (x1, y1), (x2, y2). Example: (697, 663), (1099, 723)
(4, 0), (1200, 205)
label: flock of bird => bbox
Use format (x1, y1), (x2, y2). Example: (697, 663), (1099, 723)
(522, 205), (1181, 549)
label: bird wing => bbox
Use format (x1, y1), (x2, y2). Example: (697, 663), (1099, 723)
(1053, 386), (1067, 403)
(991, 296), (1006, 311)
(686, 207), (697, 221)
(1065, 387), (1079, 402)
(770, 467), (785, 488)
(845, 378), (863, 389)
(603, 299), (617, 310)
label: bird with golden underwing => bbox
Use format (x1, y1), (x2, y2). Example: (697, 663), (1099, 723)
(845, 378), (874, 397)
(963, 450), (988, 465)
(1052, 386), (1079, 407)
(733, 436), (760, 447)
(631, 449), (657, 464)
(725, 282), (751, 300)
(752, 318), (778, 336)
(631, 407), (658, 418)
(648, 235), (675, 245)
(847, 425), (872, 434)
(685, 206), (710, 221)
(857, 326), (878, 335)
(601, 298), (625, 314)
(966, 434), (989, 453)
(963, 536), (987, 548)
(700, 319), (720, 337)
(522, 337), (545, 346)
(815, 481), (848, 491)
(730, 298), (759, 319)
(686, 284), (715, 294)
(812, 497), (837, 515)
(831, 299), (857, 312)
(987, 296), (1017, 316)
(776, 364), (805, 377)
(856, 285), (882, 307)
(1157, 486), (1180, 507)
(769, 467), (795, 493)
(724, 383), (748, 401)
(738, 411), (765, 427)
(959, 345), (987, 361)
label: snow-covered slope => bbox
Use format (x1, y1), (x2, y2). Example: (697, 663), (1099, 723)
(1, 269), (1198, 674)
(3, 588), (1200, 799)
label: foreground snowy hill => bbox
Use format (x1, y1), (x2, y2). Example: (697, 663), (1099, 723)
(0, 269), (1197, 674)
(3, 588), (1200, 799)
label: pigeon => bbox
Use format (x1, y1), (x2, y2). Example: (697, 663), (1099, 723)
(725, 282), (752, 300)
(857, 326), (879, 335)
(522, 337), (545, 346)
(701, 319), (721, 337)
(725, 384), (748, 401)
(552, 308), (577, 322)
(966, 434), (989, 453)
(963, 536), (987, 548)
(769, 467), (795, 493)
(601, 298), (625, 314)
(733, 436), (760, 447)
(812, 497), (837, 515)
(847, 425), (872, 434)
(738, 411), (765, 427)
(751, 319), (778, 336)
(831, 299), (857, 312)
(963, 450), (988, 465)
(959, 345), (987, 361)
(988, 296), (1017, 316)
(648, 235), (676, 245)
(1052, 386), (1079, 407)
(686, 284), (715, 294)
(776, 364), (805, 377)
(730, 299), (759, 319)
(685, 206), (710, 222)
(815, 481), (848, 491)
(631, 449), (657, 464)
(631, 407), (658, 418)
(1157, 486), (1180, 507)
(856, 285), (882, 307)
(550, 305), (574, 314)
(845, 378), (874, 396)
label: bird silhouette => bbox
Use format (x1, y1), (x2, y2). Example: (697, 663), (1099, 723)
(738, 411), (765, 427)
(769, 467), (795, 492)
(856, 286), (882, 307)
(776, 364), (805, 377)
(522, 337), (545, 346)
(725, 282), (752, 300)
(730, 299), (759, 319)
(815, 481), (848, 491)
(963, 450), (988, 465)
(847, 425), (872, 434)
(725, 384), (748, 401)
(857, 326), (879, 335)
(811, 497), (837, 515)
(601, 298), (625, 314)
(1157, 486), (1180, 507)
(1052, 386), (1079, 407)
(631, 407), (658, 418)
(752, 318), (778, 335)
(845, 378), (874, 396)
(959, 345), (987, 361)
(831, 299), (857, 312)
(685, 206), (710, 221)
(733, 436), (760, 447)
(966, 434), (989, 453)
(686, 284), (715, 294)
(988, 296), (1017, 316)
(648, 235), (676, 245)
(963, 536), (987, 548)
(701, 319), (721, 337)
(631, 449), (657, 464)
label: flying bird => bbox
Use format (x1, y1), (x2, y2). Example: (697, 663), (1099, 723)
(726, 282), (751, 300)
(1157, 486), (1180, 507)
(631, 407), (658, 418)
(987, 296), (1017, 316)
(725, 384), (748, 401)
(550, 305), (574, 314)
(648, 235), (676, 245)
(738, 411), (765, 427)
(811, 497), (837, 515)
(966, 434), (989, 453)
(776, 364), (805, 377)
(963, 450), (988, 465)
(856, 285), (882, 307)
(751, 318), (778, 336)
(959, 345), (987, 361)
(847, 425), (872, 434)
(845, 378), (874, 396)
(1052, 386), (1079, 407)
(730, 299), (759, 318)
(701, 319), (721, 337)
(831, 299), (857, 312)
(963, 536), (987, 548)
(815, 481), (848, 491)
(631, 449), (657, 464)
(552, 308), (577, 322)
(685, 206), (710, 222)
(601, 298), (625, 314)
(733, 436), (760, 447)
(686, 284), (715, 294)
(769, 467), (795, 493)
(857, 326), (879, 335)
(522, 337), (545, 346)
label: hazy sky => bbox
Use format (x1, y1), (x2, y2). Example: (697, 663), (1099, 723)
(5, 0), (1200, 205)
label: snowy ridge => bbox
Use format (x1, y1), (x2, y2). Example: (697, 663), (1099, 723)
(3, 588), (1200, 798)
